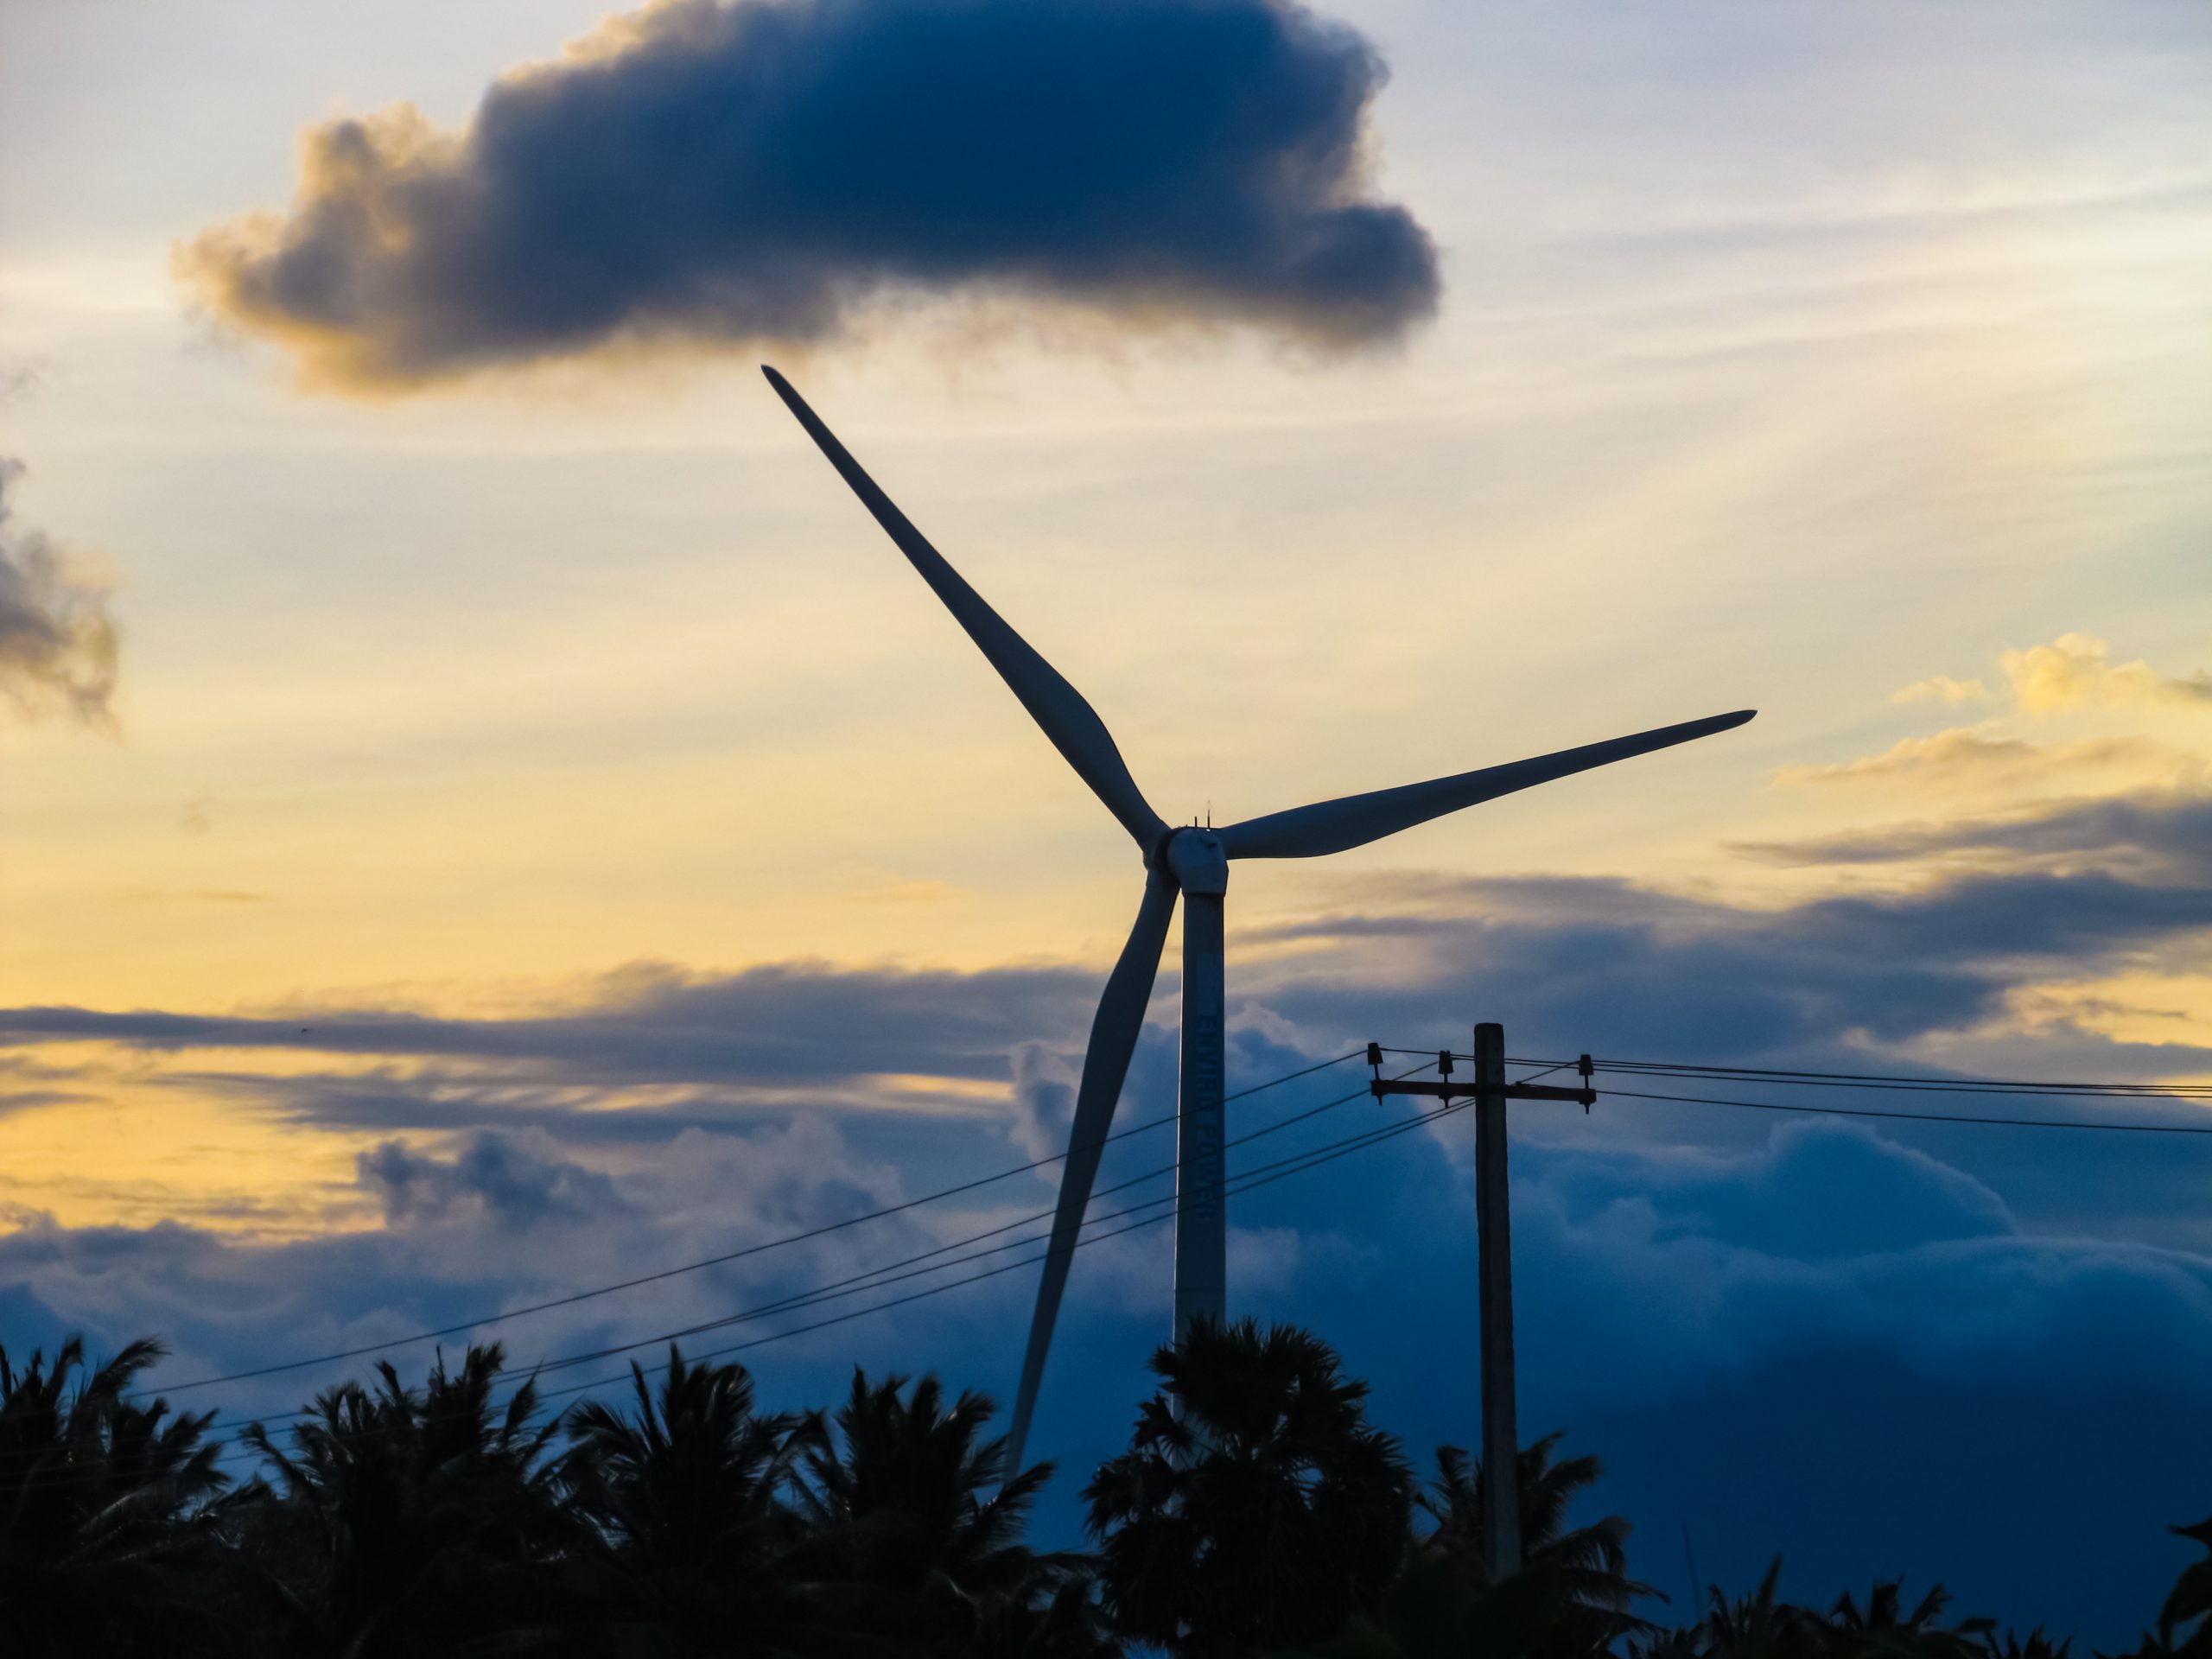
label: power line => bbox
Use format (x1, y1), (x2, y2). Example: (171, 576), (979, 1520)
(105, 1038), (2212, 1481)
(154, 1043), (2212, 1406)
(1600, 1084), (2212, 1134)
(532, 1091), (1472, 1406)
(204, 1062), (1421, 1439)
(524, 1074), (1442, 1381)
(154, 1050), (1366, 1395)
(1389, 1045), (2212, 1103)
(1594, 1059), (2212, 1101)
(98, 1082), (1465, 1483)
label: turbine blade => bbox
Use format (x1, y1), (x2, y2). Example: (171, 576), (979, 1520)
(764, 366), (1166, 850)
(1003, 866), (1179, 1477)
(1216, 709), (1757, 861)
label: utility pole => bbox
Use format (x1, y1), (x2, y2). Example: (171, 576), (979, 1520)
(1367, 1027), (1595, 1583)
(1472, 1021), (1522, 1579)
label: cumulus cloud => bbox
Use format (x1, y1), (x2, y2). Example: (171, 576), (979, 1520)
(1813, 637), (2212, 809)
(2001, 632), (2212, 715)
(358, 1131), (630, 1230)
(1007, 1040), (1077, 1166)
(1506, 1119), (2212, 1423)
(1882, 635), (2211, 724)
(0, 1114), (939, 1418)
(1533, 1117), (2018, 1263)
(0, 459), (118, 729)
(179, 0), (1439, 390)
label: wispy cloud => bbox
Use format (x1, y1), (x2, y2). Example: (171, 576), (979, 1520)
(0, 957), (1100, 1089)
(1890, 673), (1991, 708)
(1738, 787), (2212, 879)
(1772, 729), (2175, 793)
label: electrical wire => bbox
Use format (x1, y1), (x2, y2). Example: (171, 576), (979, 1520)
(93, 1037), (2212, 1484)
(1599, 1084), (2212, 1134)
(531, 1091), (1472, 1407)
(524, 1071), (1442, 1380)
(1593, 1058), (2212, 1102)
(1395, 1046), (2212, 1103)
(201, 1061), (1423, 1439)
(153, 1049), (1368, 1395)
(87, 1080), (1466, 1482)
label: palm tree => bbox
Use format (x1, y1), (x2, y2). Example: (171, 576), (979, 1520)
(558, 1344), (822, 1654)
(966, 1574), (1124, 1659)
(1084, 1318), (1413, 1656)
(237, 1341), (582, 1655)
(791, 1368), (1094, 1654)
(1971, 1629), (2070, 1659)
(1690, 1559), (1819, 1659)
(1301, 1538), (1591, 1659)
(2107, 1515), (2212, 1659)
(1823, 1579), (1979, 1659)
(1420, 1432), (1660, 1640)
(0, 1335), (233, 1656)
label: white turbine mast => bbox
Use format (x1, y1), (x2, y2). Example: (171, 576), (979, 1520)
(762, 365), (1754, 1474)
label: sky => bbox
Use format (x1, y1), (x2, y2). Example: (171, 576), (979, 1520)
(3, 0), (2212, 1637)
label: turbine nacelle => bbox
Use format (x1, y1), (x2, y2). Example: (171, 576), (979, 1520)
(1160, 826), (1229, 893)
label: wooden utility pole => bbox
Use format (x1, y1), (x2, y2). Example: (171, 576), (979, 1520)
(1367, 1028), (1596, 1584)
(1472, 1022), (1522, 1579)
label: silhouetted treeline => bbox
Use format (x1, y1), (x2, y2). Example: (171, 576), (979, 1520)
(1, 1319), (2206, 1657)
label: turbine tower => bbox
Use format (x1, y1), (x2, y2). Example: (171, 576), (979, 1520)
(762, 366), (1753, 1472)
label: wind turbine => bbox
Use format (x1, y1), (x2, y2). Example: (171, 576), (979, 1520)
(762, 365), (1753, 1472)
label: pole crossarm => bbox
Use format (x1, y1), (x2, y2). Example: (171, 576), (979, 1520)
(1363, 1043), (1597, 1109)
(1369, 1078), (1596, 1107)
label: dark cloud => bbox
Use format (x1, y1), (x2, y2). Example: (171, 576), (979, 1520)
(0, 1090), (96, 1117)
(1007, 1041), (1077, 1165)
(11, 847), (2212, 1152)
(0, 957), (1098, 1088)
(1737, 788), (2212, 881)
(0, 1115), (934, 1419)
(1530, 1117), (2018, 1263)
(1245, 856), (2212, 1065)
(358, 1132), (630, 1230)
(0, 458), (118, 728)
(1788, 869), (2212, 963)
(180, 0), (1438, 389)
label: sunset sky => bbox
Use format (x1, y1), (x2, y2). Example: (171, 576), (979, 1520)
(4, 0), (2212, 1634)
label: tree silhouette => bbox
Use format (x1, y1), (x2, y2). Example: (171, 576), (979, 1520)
(0, 1336), (232, 1656)
(1420, 1431), (1660, 1641)
(238, 1342), (580, 1655)
(559, 1344), (822, 1654)
(1971, 1628), (2071, 1659)
(793, 1368), (1094, 1654)
(1303, 1537), (1595, 1659)
(1084, 1318), (1412, 1656)
(1690, 1558), (1820, 1659)
(2107, 1515), (2212, 1659)
(4, 1320), (2209, 1656)
(1823, 1579), (1978, 1659)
